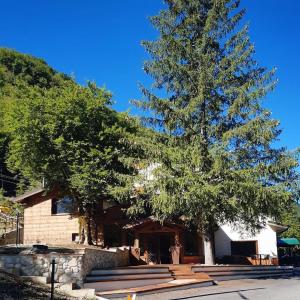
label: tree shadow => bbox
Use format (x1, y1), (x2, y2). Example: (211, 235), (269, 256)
(170, 288), (265, 300)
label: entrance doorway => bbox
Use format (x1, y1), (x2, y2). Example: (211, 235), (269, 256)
(141, 233), (174, 264)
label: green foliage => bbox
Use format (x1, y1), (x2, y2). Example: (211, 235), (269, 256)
(0, 189), (23, 216)
(6, 82), (143, 212)
(0, 48), (73, 195)
(0, 48), (71, 89)
(280, 203), (300, 240)
(136, 0), (299, 231)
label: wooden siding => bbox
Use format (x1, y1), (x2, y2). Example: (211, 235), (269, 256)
(23, 193), (79, 245)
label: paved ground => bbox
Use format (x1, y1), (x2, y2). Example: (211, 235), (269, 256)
(133, 277), (300, 300)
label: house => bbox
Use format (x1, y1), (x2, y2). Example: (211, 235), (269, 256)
(14, 187), (286, 266)
(215, 222), (287, 265)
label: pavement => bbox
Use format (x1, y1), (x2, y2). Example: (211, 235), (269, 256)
(132, 277), (300, 300)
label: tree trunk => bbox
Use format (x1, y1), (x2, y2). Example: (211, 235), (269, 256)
(83, 211), (93, 245)
(97, 223), (105, 248)
(203, 231), (215, 265)
(78, 216), (85, 244)
(96, 199), (105, 248)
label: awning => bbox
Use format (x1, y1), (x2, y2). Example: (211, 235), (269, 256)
(277, 238), (300, 247)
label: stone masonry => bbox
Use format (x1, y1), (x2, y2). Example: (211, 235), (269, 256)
(0, 247), (129, 287)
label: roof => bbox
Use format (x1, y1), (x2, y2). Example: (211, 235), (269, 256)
(123, 216), (184, 230)
(13, 187), (45, 203)
(277, 238), (300, 247)
(267, 221), (288, 234)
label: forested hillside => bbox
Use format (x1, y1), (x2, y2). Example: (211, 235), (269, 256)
(0, 48), (73, 196)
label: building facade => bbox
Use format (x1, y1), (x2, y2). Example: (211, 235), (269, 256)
(15, 188), (285, 265)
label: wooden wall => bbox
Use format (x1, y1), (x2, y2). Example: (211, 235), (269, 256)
(23, 193), (79, 245)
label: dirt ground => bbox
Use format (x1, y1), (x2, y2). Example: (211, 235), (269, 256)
(0, 270), (75, 300)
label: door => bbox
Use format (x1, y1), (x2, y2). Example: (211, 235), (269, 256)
(159, 233), (173, 264)
(140, 233), (174, 264)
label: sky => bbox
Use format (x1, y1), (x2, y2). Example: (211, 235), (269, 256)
(0, 0), (299, 151)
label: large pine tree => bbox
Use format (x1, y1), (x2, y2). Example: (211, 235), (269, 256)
(136, 0), (299, 263)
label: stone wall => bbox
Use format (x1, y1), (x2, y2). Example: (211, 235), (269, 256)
(0, 247), (129, 287)
(82, 247), (130, 278)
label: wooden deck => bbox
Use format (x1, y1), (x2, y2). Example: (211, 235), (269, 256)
(86, 264), (294, 299)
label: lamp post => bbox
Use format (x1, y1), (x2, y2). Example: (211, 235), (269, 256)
(50, 258), (56, 300)
(15, 212), (19, 247)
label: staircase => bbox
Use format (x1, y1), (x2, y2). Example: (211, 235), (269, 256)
(84, 265), (214, 299)
(169, 265), (212, 280)
(192, 265), (294, 281)
(83, 264), (293, 298)
(84, 266), (173, 292)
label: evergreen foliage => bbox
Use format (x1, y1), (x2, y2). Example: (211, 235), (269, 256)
(135, 0), (299, 234)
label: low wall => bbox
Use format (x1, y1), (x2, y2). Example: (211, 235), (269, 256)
(0, 247), (129, 287)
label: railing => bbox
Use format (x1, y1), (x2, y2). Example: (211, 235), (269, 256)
(249, 254), (272, 266)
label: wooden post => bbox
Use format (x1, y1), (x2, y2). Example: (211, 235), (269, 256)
(179, 231), (184, 263)
(174, 231), (180, 245)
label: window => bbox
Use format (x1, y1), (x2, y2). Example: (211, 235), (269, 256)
(231, 241), (257, 256)
(51, 196), (74, 215)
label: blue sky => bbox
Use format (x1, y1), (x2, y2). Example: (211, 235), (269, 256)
(0, 0), (299, 151)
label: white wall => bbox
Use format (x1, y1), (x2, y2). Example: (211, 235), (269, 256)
(214, 223), (278, 258)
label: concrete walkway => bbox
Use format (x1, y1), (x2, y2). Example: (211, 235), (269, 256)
(132, 277), (300, 300)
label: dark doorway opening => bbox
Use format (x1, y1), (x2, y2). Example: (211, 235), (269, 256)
(141, 233), (174, 264)
(231, 241), (258, 256)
